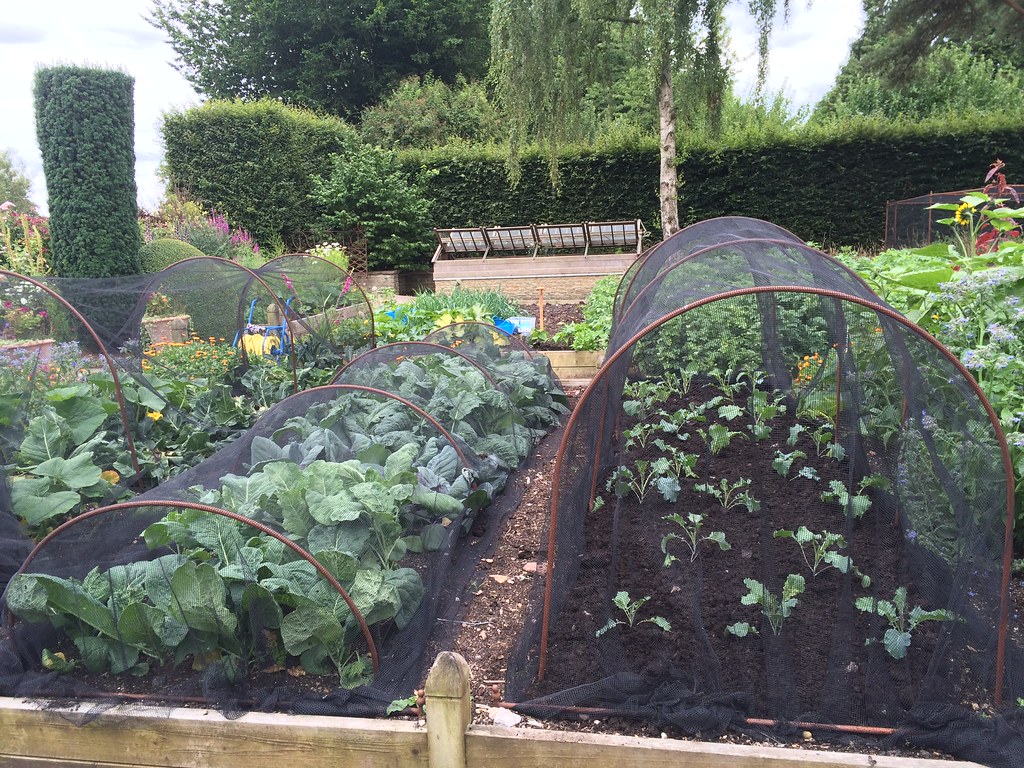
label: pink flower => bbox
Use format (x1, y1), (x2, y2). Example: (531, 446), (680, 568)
(0, 201), (14, 212)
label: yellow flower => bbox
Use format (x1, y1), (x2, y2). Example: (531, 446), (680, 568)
(100, 469), (120, 484)
(147, 410), (164, 421)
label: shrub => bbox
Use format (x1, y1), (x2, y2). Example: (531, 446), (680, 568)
(139, 239), (206, 273)
(551, 275), (619, 351)
(310, 147), (435, 271)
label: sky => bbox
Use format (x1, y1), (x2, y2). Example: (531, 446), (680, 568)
(0, 0), (865, 215)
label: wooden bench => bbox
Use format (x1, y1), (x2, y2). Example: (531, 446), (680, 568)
(432, 220), (646, 262)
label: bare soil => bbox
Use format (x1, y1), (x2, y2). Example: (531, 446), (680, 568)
(450, 379), (1024, 760)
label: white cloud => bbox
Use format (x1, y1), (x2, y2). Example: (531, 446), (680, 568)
(724, 0), (865, 110)
(0, 1), (198, 213)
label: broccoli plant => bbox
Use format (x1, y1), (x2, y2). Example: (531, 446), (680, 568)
(661, 512), (730, 564)
(773, 526), (870, 587)
(694, 476), (760, 512)
(596, 591), (671, 637)
(747, 389), (786, 440)
(698, 423), (746, 455)
(856, 587), (959, 660)
(772, 449), (807, 477)
(727, 574), (805, 637)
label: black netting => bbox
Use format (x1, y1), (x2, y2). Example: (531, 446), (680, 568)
(1, 293), (568, 720)
(505, 218), (1023, 766)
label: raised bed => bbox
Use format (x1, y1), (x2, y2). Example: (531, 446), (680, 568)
(0, 653), (984, 768)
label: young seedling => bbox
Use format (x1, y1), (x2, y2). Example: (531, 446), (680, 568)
(728, 574), (805, 637)
(694, 476), (760, 512)
(596, 591), (671, 637)
(661, 512), (730, 564)
(855, 587), (959, 660)
(663, 367), (699, 396)
(709, 368), (748, 403)
(773, 526), (871, 587)
(622, 380), (671, 418)
(654, 438), (699, 479)
(795, 466), (820, 481)
(624, 420), (658, 450)
(811, 424), (846, 461)
(747, 389), (787, 441)
(608, 458), (672, 502)
(698, 423), (746, 455)
(821, 479), (871, 518)
(772, 449), (807, 478)
(786, 424), (807, 447)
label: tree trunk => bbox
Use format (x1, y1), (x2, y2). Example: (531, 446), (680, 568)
(658, 49), (680, 238)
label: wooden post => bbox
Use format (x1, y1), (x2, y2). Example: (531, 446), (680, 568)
(425, 651), (472, 768)
(538, 287), (545, 332)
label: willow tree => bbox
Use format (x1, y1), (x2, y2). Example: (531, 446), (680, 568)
(490, 0), (789, 236)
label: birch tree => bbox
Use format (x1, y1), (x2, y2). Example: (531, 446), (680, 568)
(489, 0), (790, 236)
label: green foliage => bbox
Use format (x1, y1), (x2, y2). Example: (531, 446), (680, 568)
(360, 76), (502, 149)
(406, 116), (1024, 248)
(0, 149), (36, 214)
(33, 66), (141, 277)
(855, 587), (959, 660)
(773, 526), (870, 587)
(837, 166), (1024, 547)
(732, 574), (805, 636)
(311, 148), (436, 271)
(138, 239), (206, 273)
(813, 44), (1024, 125)
(161, 99), (358, 251)
(595, 591), (671, 637)
(693, 476), (759, 512)
(661, 512), (729, 564)
(833, 0), (1024, 87)
(372, 287), (521, 343)
(149, 0), (489, 118)
(551, 274), (619, 351)
(0, 207), (50, 275)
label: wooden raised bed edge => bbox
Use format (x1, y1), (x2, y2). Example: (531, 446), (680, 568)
(541, 350), (605, 381)
(0, 652), (983, 768)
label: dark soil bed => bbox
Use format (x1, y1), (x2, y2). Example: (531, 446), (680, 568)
(451, 380), (1023, 759)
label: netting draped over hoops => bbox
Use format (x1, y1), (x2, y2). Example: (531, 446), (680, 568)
(504, 217), (1022, 766)
(1, 318), (570, 717)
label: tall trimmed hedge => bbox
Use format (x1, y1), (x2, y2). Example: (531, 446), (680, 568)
(161, 103), (1024, 269)
(411, 117), (1024, 248)
(161, 100), (358, 252)
(34, 66), (141, 277)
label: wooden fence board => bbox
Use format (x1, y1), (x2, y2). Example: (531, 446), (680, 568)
(0, 698), (426, 768)
(464, 725), (986, 768)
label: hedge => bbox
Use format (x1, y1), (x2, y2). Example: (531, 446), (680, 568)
(411, 115), (1024, 249)
(161, 99), (358, 253)
(161, 101), (1024, 268)
(34, 66), (141, 278)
